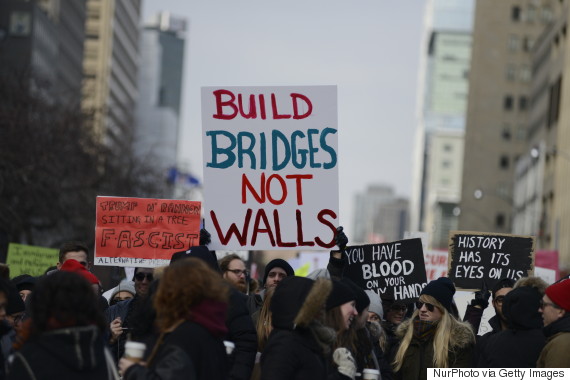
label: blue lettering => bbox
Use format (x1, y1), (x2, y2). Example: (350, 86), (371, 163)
(206, 130), (236, 169)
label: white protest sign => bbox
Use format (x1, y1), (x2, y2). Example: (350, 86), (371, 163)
(202, 86), (339, 250)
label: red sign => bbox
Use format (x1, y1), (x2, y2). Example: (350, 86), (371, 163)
(94, 196), (201, 267)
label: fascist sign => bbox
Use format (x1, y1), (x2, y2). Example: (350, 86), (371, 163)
(94, 196), (201, 267)
(343, 238), (428, 302)
(448, 231), (535, 290)
(201, 86), (339, 250)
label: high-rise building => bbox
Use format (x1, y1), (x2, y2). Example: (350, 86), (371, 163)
(373, 198), (409, 243)
(513, 1), (569, 274)
(0, 0), (86, 104)
(82, 0), (141, 145)
(410, 0), (473, 248)
(135, 12), (186, 182)
(459, 0), (554, 234)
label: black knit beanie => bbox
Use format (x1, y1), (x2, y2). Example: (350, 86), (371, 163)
(341, 278), (370, 314)
(263, 259), (294, 284)
(420, 277), (455, 312)
(170, 246), (220, 272)
(326, 279), (356, 310)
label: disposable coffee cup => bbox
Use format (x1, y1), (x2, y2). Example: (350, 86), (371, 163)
(223, 340), (235, 355)
(362, 368), (381, 380)
(124, 341), (146, 362)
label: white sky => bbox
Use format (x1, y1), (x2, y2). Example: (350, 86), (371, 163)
(143, 1), (427, 238)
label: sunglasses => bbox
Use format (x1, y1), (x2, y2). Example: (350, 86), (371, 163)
(389, 305), (408, 312)
(134, 272), (154, 282)
(416, 301), (436, 312)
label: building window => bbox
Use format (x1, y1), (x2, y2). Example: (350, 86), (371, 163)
(522, 36), (535, 51)
(519, 65), (531, 82)
(496, 213), (506, 228)
(547, 75), (562, 127)
(519, 96), (528, 110)
(504, 95), (514, 110)
(516, 126), (527, 140)
(508, 35), (520, 51)
(442, 160), (451, 168)
(502, 125), (512, 140)
(506, 65), (516, 81)
(512, 6), (521, 21)
(443, 144), (453, 152)
(500, 155), (510, 169)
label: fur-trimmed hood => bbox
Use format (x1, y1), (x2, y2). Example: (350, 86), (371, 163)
(271, 277), (332, 330)
(514, 276), (548, 295)
(396, 317), (475, 349)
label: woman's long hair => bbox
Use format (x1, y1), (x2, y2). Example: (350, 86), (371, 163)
(256, 287), (275, 352)
(324, 306), (347, 334)
(393, 294), (459, 370)
(154, 258), (228, 331)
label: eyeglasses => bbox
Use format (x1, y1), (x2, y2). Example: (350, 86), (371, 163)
(226, 269), (249, 277)
(494, 296), (505, 305)
(416, 301), (436, 312)
(539, 300), (560, 309)
(134, 272), (154, 282)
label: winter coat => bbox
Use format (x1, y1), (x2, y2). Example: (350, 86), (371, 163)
(394, 318), (474, 380)
(476, 286), (545, 368)
(261, 277), (344, 380)
(227, 287), (257, 380)
(6, 325), (117, 380)
(124, 318), (228, 380)
(537, 315), (570, 368)
(105, 296), (136, 361)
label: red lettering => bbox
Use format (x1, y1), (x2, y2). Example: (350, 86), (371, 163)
(212, 89), (238, 120)
(259, 94), (266, 119)
(251, 209), (276, 246)
(296, 209), (314, 246)
(271, 93), (291, 119)
(242, 173), (265, 204)
(267, 174), (287, 205)
(285, 174), (313, 205)
(314, 209), (337, 248)
(210, 209), (251, 246)
(238, 94), (257, 119)
(291, 93), (312, 119)
(274, 210), (295, 247)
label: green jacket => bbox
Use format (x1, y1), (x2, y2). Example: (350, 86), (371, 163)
(537, 315), (570, 368)
(394, 318), (474, 380)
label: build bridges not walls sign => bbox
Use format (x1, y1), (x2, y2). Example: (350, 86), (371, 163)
(202, 85), (339, 250)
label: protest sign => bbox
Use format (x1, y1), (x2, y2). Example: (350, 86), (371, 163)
(448, 231), (535, 290)
(94, 196), (201, 267)
(343, 238), (428, 302)
(424, 249), (448, 281)
(201, 86), (339, 250)
(7, 243), (58, 277)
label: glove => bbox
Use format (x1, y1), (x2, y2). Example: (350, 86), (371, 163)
(335, 226), (349, 250)
(333, 347), (356, 380)
(199, 228), (211, 246)
(470, 280), (490, 309)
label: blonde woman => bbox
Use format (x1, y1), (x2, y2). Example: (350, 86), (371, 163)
(393, 278), (474, 380)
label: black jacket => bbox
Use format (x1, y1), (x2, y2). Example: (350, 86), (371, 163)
(124, 320), (228, 380)
(227, 287), (257, 380)
(476, 286), (545, 368)
(7, 325), (116, 380)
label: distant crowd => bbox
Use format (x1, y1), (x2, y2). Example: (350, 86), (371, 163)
(0, 227), (568, 380)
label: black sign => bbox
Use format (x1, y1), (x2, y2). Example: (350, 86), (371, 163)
(448, 231), (535, 290)
(342, 238), (427, 302)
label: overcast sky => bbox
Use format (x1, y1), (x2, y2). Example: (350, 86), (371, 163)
(142, 1), (427, 237)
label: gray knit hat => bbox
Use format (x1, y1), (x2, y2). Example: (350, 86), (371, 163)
(110, 280), (136, 300)
(365, 290), (383, 319)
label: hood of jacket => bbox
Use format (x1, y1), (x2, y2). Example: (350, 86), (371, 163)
(396, 316), (474, 349)
(503, 286), (543, 330)
(35, 325), (105, 371)
(271, 277), (331, 330)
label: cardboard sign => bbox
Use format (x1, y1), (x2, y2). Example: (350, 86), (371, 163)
(342, 238), (428, 302)
(7, 243), (58, 277)
(94, 196), (201, 267)
(424, 249), (448, 281)
(448, 231), (535, 290)
(201, 86), (339, 250)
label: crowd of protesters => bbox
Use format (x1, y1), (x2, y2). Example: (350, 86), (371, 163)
(0, 228), (567, 380)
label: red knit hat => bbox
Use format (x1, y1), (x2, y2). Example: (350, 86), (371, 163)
(545, 279), (570, 312)
(60, 259), (99, 285)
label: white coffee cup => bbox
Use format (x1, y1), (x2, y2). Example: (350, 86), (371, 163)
(223, 340), (235, 355)
(362, 368), (381, 380)
(124, 341), (146, 362)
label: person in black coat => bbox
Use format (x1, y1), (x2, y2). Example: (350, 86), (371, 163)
(6, 271), (118, 380)
(477, 286), (546, 367)
(120, 258), (229, 380)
